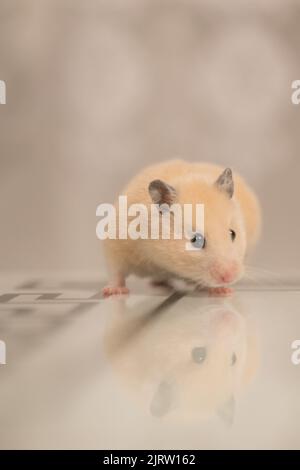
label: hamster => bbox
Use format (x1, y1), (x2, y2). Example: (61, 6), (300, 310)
(102, 160), (261, 297)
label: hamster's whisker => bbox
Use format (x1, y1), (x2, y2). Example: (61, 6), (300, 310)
(244, 265), (283, 284)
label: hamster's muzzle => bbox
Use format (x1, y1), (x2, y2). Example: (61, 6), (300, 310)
(209, 261), (240, 285)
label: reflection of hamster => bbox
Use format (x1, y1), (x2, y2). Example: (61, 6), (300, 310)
(103, 160), (261, 296)
(104, 297), (259, 423)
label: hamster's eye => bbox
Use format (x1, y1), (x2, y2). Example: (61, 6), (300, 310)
(190, 233), (206, 249)
(231, 353), (237, 366)
(229, 229), (236, 242)
(191, 347), (207, 364)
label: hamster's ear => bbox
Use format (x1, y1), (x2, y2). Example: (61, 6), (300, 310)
(150, 380), (174, 418)
(148, 179), (177, 205)
(217, 395), (235, 426)
(215, 168), (234, 198)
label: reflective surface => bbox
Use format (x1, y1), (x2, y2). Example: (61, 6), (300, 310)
(1, 274), (300, 449)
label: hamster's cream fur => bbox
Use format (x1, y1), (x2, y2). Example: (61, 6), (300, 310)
(103, 160), (261, 296)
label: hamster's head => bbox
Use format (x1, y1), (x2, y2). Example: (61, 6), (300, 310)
(147, 168), (247, 287)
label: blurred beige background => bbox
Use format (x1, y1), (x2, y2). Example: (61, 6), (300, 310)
(0, 0), (300, 274)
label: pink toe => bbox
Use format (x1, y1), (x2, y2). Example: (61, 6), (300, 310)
(102, 286), (129, 297)
(208, 287), (233, 297)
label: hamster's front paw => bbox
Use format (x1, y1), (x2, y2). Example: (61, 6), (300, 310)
(208, 287), (233, 297)
(102, 286), (130, 298)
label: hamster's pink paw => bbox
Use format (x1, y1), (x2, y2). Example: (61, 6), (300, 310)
(208, 287), (233, 297)
(102, 286), (129, 297)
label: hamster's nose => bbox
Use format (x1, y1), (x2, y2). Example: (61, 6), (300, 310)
(211, 263), (238, 284)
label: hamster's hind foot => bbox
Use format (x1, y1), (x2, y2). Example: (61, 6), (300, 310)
(102, 285), (130, 297)
(150, 279), (172, 290)
(208, 287), (233, 297)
